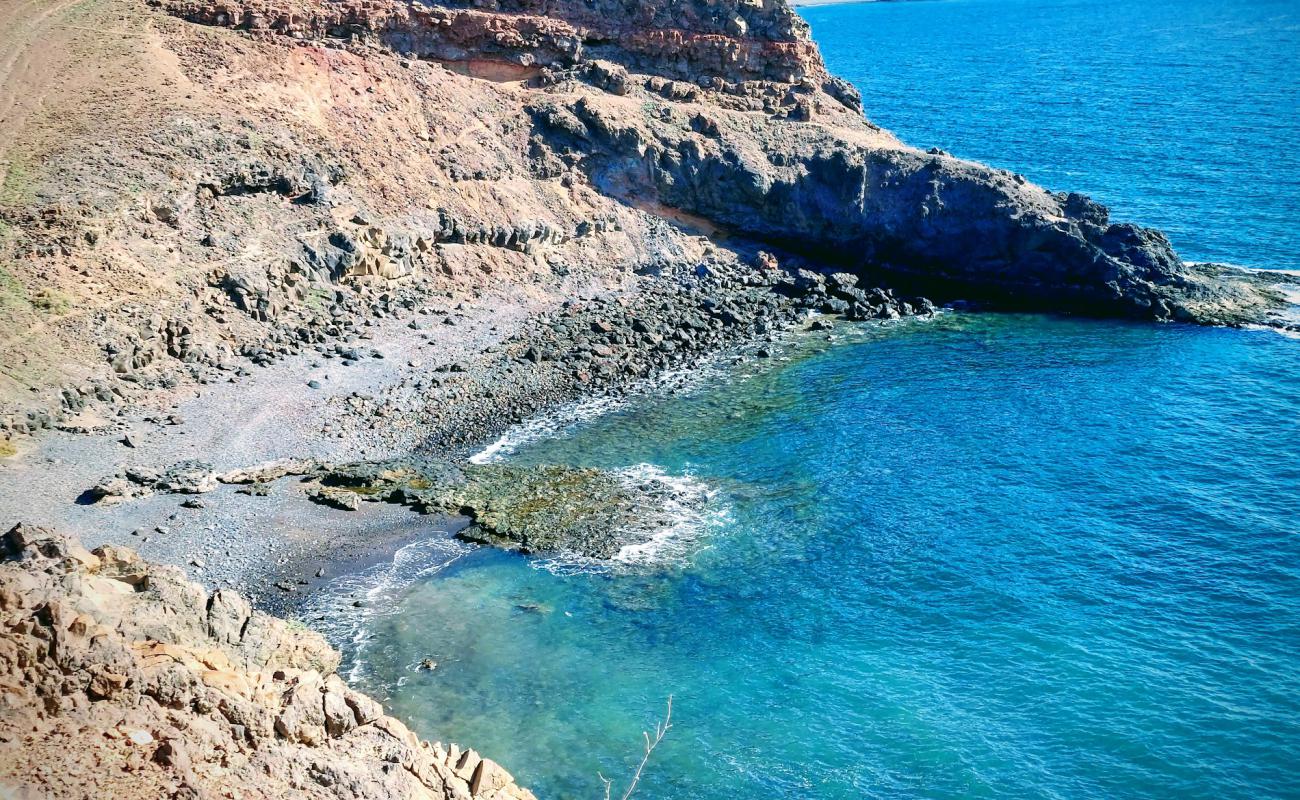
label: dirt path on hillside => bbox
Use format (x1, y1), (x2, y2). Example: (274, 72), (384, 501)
(0, 0), (92, 188)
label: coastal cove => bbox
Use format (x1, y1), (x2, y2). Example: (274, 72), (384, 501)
(326, 313), (1300, 799)
(311, 0), (1300, 797)
(0, 0), (1297, 796)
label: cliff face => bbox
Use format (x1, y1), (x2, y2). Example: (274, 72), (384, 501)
(0, 1), (1292, 793)
(163, 0), (844, 88)
(0, 524), (535, 800)
(537, 97), (1277, 320)
(158, 0), (1281, 320)
(0, 0), (1288, 433)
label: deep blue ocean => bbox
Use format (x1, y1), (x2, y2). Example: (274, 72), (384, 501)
(804, 0), (1300, 272)
(322, 0), (1300, 797)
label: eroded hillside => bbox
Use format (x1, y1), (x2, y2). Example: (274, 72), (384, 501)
(0, 0), (1290, 443)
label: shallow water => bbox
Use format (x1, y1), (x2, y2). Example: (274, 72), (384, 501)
(334, 314), (1300, 799)
(325, 0), (1300, 797)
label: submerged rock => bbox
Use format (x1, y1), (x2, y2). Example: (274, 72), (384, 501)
(450, 464), (653, 558)
(307, 459), (706, 560)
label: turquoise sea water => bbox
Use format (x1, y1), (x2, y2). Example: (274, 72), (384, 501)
(326, 1), (1300, 797)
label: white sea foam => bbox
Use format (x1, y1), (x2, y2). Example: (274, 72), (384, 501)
(466, 311), (924, 465)
(1245, 323), (1300, 340)
(468, 363), (729, 464)
(470, 310), (912, 465)
(302, 534), (474, 684)
(469, 393), (625, 464)
(528, 464), (727, 575)
(1183, 261), (1300, 279)
(611, 463), (725, 567)
(1182, 260), (1257, 271)
(310, 466), (726, 675)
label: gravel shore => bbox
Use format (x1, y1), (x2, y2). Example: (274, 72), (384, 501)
(0, 259), (937, 613)
(0, 283), (539, 603)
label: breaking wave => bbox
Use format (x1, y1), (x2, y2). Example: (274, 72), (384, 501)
(302, 534), (475, 684)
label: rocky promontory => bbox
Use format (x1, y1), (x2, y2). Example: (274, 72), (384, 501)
(0, 523), (535, 799)
(0, 0), (1296, 794)
(1, 0), (1293, 440)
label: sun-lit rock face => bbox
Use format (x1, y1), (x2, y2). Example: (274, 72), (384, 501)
(0, 523), (536, 800)
(162, 0), (843, 87)
(0, 0), (1286, 439)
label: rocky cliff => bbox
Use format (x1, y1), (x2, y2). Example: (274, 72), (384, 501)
(0, 0), (1290, 440)
(0, 1), (1295, 795)
(0, 523), (535, 800)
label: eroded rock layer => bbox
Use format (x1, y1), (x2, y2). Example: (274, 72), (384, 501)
(163, 0), (845, 88)
(0, 0), (1291, 436)
(0, 524), (535, 800)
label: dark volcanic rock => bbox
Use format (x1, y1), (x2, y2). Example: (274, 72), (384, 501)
(530, 99), (1284, 325)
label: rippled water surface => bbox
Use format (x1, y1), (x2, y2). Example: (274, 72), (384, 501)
(803, 0), (1300, 271)
(329, 1), (1300, 797)
(337, 316), (1300, 799)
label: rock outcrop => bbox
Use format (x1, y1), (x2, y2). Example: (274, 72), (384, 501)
(87, 457), (711, 558)
(0, 0), (1291, 436)
(158, 0), (1287, 325)
(533, 97), (1284, 322)
(0, 523), (535, 800)
(162, 0), (850, 92)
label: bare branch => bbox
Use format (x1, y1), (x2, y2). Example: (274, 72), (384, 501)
(609, 695), (673, 800)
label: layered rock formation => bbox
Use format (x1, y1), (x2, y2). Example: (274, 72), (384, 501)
(158, 0), (1287, 322)
(0, 523), (535, 799)
(0, 0), (1289, 437)
(0, 0), (1290, 435)
(164, 0), (849, 91)
(0, 2), (1293, 794)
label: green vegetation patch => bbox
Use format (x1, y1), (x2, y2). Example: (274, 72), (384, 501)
(0, 156), (36, 208)
(32, 288), (71, 315)
(0, 220), (31, 315)
(0, 263), (30, 314)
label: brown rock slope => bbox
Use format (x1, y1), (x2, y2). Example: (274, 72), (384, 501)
(0, 0), (1290, 436)
(0, 523), (535, 800)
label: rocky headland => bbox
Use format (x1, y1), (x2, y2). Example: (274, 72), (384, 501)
(0, 0), (1294, 443)
(0, 0), (1297, 795)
